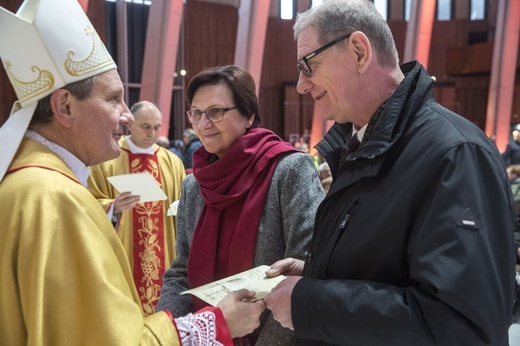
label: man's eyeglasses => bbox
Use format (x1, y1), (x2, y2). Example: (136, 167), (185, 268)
(297, 33), (352, 77)
(185, 107), (237, 124)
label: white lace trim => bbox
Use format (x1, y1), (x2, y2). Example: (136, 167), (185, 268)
(176, 311), (223, 346)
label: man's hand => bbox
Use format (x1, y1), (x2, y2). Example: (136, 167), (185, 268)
(112, 191), (140, 214)
(265, 257), (305, 277)
(264, 276), (302, 330)
(217, 289), (265, 338)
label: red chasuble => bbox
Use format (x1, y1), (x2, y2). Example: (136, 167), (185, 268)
(126, 150), (165, 314)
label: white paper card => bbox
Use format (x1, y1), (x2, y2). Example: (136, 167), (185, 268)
(107, 172), (167, 203)
(167, 200), (179, 216)
(180, 265), (286, 306)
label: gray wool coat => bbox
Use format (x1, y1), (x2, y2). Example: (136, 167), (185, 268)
(158, 151), (325, 345)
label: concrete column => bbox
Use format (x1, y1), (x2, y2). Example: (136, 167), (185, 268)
(116, 1), (129, 107)
(234, 0), (270, 96)
(485, 0), (520, 152)
(403, 0), (436, 67)
(78, 0), (89, 12)
(140, 0), (183, 138)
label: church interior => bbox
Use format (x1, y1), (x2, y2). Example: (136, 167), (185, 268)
(0, 0), (519, 154)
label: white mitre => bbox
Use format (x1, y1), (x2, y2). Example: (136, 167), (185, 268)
(0, 0), (117, 182)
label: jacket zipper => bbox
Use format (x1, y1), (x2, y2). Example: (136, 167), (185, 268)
(339, 213), (350, 229)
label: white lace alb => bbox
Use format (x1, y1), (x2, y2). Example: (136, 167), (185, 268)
(176, 310), (224, 346)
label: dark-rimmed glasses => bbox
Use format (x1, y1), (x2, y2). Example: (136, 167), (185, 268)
(185, 107), (237, 124)
(297, 33), (352, 77)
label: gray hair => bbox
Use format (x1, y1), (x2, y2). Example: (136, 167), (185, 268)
(293, 0), (399, 67)
(183, 128), (199, 142)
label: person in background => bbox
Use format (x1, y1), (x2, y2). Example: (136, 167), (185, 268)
(508, 164), (520, 210)
(296, 141), (320, 168)
(320, 175), (333, 194)
(88, 101), (186, 315)
(503, 124), (520, 166)
(510, 164), (520, 341)
(0, 0), (264, 344)
(264, 0), (515, 345)
(157, 65), (325, 345)
(169, 139), (185, 159)
(318, 161), (331, 181)
(182, 128), (202, 171)
(295, 142), (309, 153)
(318, 162), (332, 193)
(156, 135), (170, 149)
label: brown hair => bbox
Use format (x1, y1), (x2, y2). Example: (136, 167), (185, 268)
(186, 65), (260, 127)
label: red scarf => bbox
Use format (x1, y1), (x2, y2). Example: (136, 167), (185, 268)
(188, 128), (297, 311)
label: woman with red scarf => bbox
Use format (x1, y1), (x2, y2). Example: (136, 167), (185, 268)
(157, 65), (324, 344)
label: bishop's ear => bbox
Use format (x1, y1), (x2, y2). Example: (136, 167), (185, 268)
(49, 89), (74, 128)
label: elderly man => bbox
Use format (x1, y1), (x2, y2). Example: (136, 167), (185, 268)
(88, 100), (186, 315)
(264, 0), (515, 345)
(0, 0), (264, 344)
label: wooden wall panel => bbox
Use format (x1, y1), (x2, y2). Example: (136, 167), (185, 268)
(389, 0), (405, 21)
(87, 0), (107, 42)
(260, 17), (299, 136)
(283, 84), (301, 140)
(0, 0), (518, 136)
(183, 1), (237, 85)
(454, 75), (491, 128)
(388, 21), (407, 62)
(0, 62), (17, 126)
(0, 0), (23, 126)
(514, 83), (520, 124)
(261, 18), (299, 87)
(446, 42), (494, 75)
(428, 20), (488, 79)
(455, 0), (470, 20)
(434, 85), (459, 113)
(260, 86), (284, 136)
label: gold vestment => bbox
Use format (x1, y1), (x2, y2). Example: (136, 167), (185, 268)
(88, 137), (185, 314)
(0, 138), (181, 345)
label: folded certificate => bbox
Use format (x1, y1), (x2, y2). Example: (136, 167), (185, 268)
(167, 200), (179, 216)
(180, 265), (286, 306)
(107, 172), (167, 203)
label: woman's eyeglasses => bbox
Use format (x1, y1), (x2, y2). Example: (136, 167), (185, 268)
(185, 107), (237, 124)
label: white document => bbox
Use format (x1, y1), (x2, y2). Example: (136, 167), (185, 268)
(167, 200), (179, 216)
(180, 265), (286, 306)
(107, 172), (167, 203)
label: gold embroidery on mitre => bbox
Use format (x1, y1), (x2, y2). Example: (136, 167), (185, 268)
(64, 26), (113, 77)
(4, 61), (54, 103)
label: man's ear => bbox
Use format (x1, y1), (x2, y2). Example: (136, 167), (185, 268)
(49, 89), (74, 128)
(349, 31), (372, 74)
